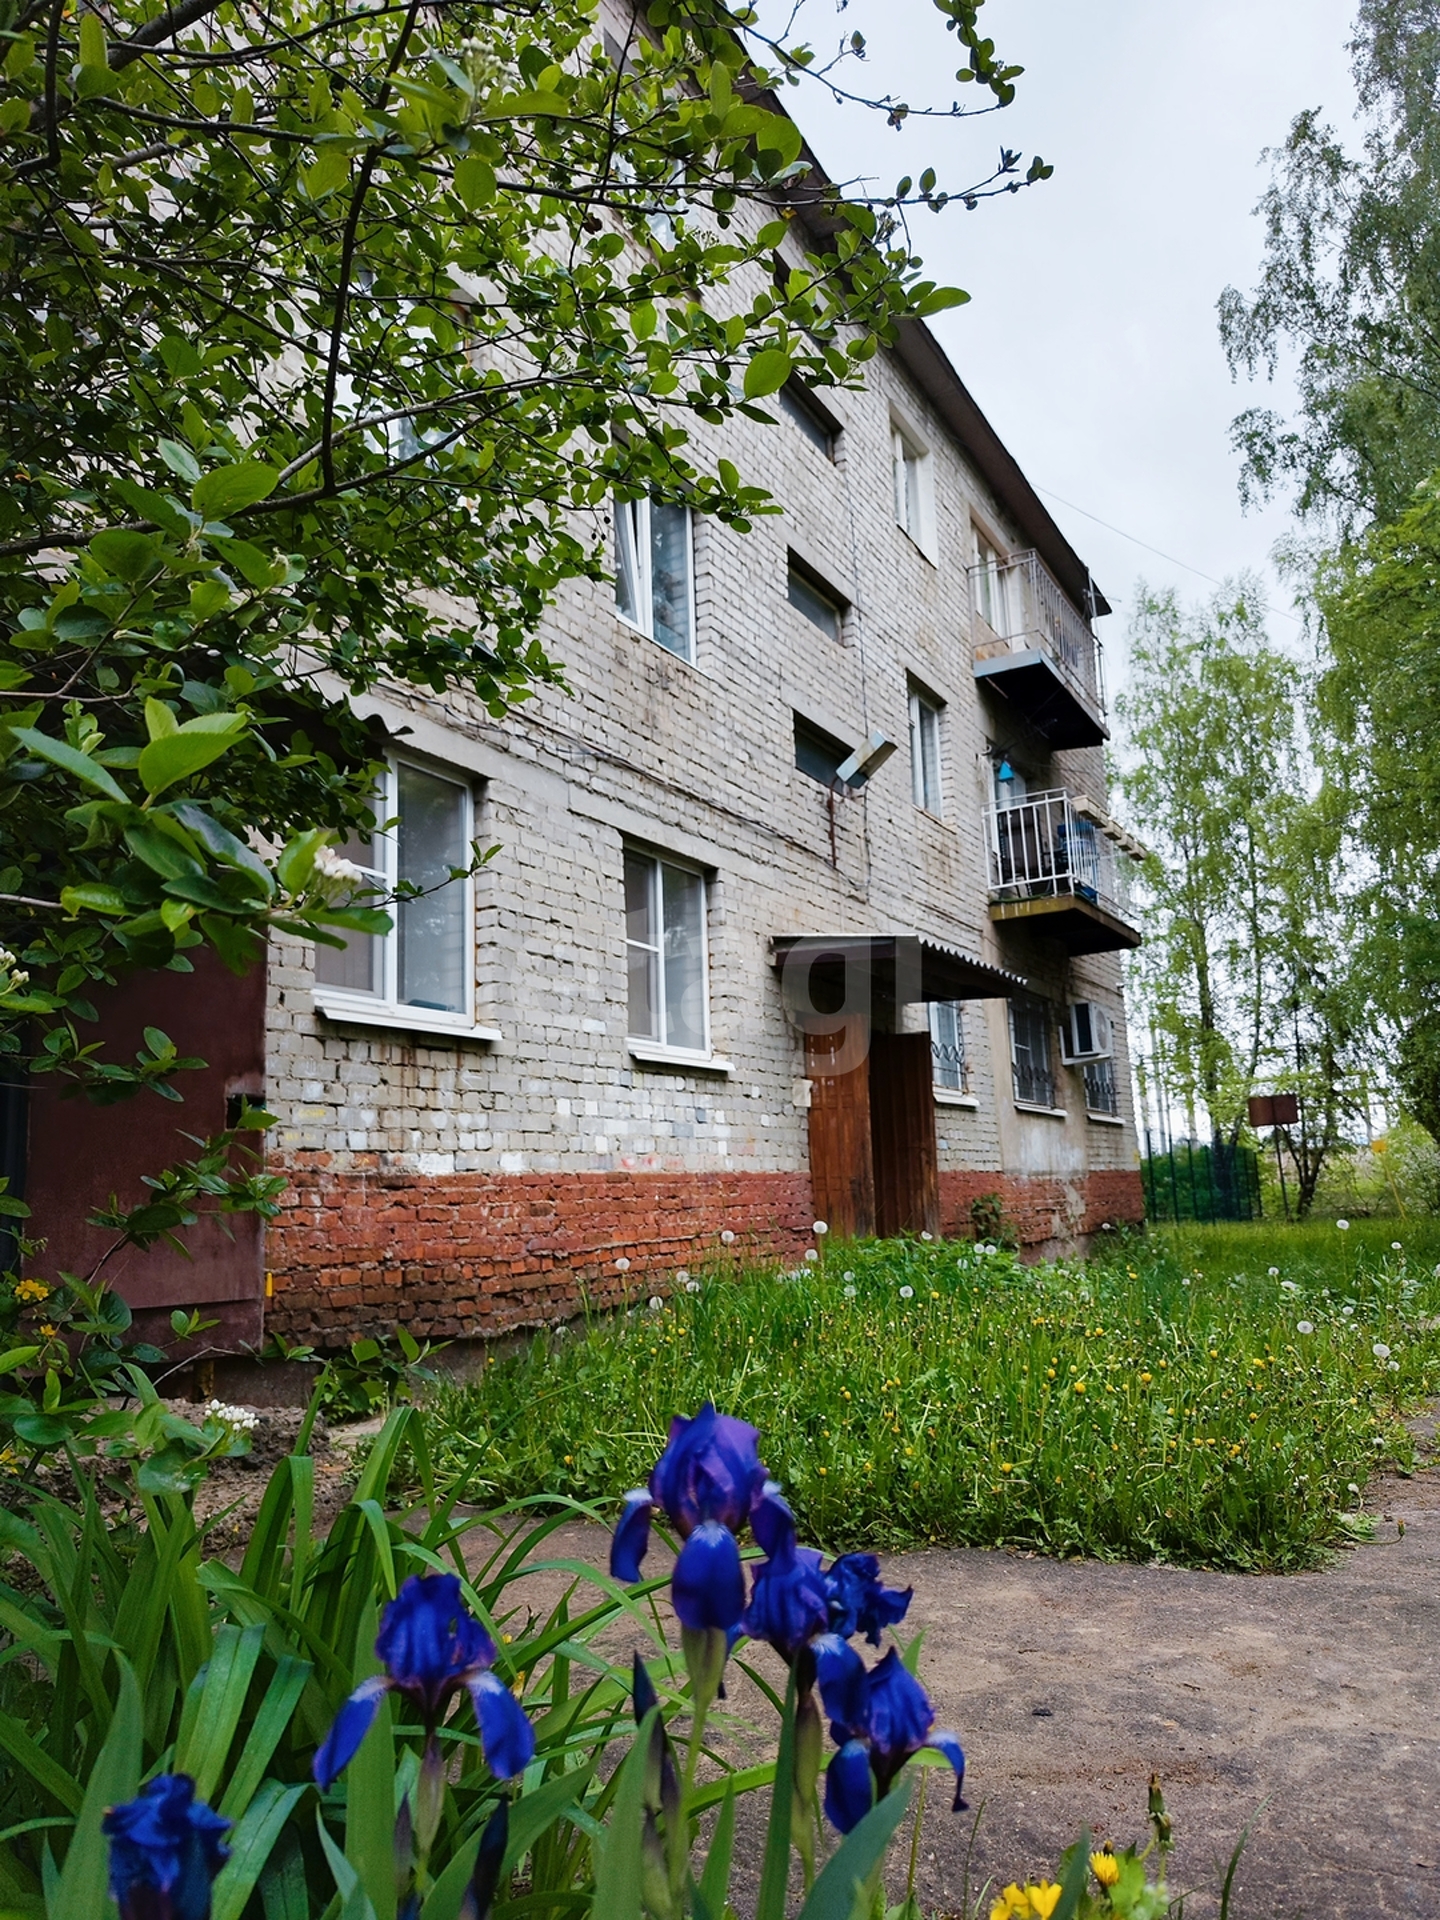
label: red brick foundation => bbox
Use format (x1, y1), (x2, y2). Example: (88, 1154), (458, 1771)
(939, 1168), (1145, 1258)
(264, 1158), (1147, 1344)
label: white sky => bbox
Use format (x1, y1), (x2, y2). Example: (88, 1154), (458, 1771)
(774, 0), (1361, 675)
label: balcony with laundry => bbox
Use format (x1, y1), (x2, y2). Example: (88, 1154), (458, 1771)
(969, 545), (1109, 749)
(985, 783), (1146, 954)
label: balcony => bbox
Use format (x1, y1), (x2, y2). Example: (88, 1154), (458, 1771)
(969, 549), (1108, 748)
(986, 789), (1143, 954)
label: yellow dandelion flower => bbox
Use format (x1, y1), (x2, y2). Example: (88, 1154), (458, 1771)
(1090, 1850), (1121, 1889)
(1140, 1370), (1153, 1384)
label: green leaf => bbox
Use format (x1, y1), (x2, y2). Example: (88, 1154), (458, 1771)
(52, 1660), (141, 1919)
(914, 285), (970, 317)
(210, 1780), (307, 1920)
(1048, 1828), (1092, 1920)
(125, 821), (202, 881)
(344, 1604), (395, 1920)
(0, 1709), (83, 1815)
(743, 348), (793, 399)
(453, 154), (497, 208)
(59, 884), (129, 917)
(192, 463), (279, 521)
(591, 1706), (656, 1920)
(303, 143), (352, 199)
(89, 529), (158, 583)
(174, 1624), (265, 1802)
(77, 11), (107, 68)
(159, 439), (203, 484)
(210, 536), (280, 590)
(795, 1777), (912, 1920)
(218, 1657), (311, 1821)
(12, 1415), (70, 1448)
(695, 1782), (735, 1920)
(137, 714), (246, 796)
(144, 697), (179, 741)
(755, 1668), (796, 1920)
(11, 729), (126, 802)
(276, 828), (327, 894)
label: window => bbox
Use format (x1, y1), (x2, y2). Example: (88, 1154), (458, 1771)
(909, 689), (943, 814)
(892, 421), (933, 553)
(615, 494), (694, 661)
(787, 557), (845, 642)
(929, 1001), (969, 1093)
(778, 381), (837, 459)
(973, 534), (1010, 635)
(1083, 1059), (1120, 1116)
(793, 715), (850, 787)
(625, 850), (709, 1053)
(314, 760), (474, 1026)
(1009, 995), (1057, 1109)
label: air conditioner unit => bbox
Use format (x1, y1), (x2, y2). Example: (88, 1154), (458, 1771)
(1061, 1001), (1113, 1063)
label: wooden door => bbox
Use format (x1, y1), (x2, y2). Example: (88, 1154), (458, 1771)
(804, 1023), (874, 1238)
(869, 1031), (940, 1238)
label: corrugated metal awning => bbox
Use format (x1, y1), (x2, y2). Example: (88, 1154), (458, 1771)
(770, 935), (1024, 1005)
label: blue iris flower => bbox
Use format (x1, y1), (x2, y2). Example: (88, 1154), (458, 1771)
(743, 1498), (911, 1663)
(314, 1573), (535, 1789)
(814, 1637), (966, 1833)
(610, 1403), (787, 1634)
(103, 1774), (231, 1920)
(743, 1538), (831, 1662)
(825, 1553), (912, 1646)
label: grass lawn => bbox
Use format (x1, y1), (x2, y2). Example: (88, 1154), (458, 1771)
(420, 1217), (1440, 1572)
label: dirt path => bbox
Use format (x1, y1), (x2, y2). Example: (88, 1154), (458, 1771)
(487, 1420), (1440, 1918)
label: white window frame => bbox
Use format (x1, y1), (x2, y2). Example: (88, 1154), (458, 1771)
(311, 757), (497, 1042)
(908, 688), (944, 814)
(614, 493), (696, 663)
(973, 531), (1011, 636)
(624, 847), (716, 1065)
(891, 417), (936, 558)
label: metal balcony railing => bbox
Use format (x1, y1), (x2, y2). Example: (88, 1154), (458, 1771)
(986, 789), (1134, 923)
(968, 549), (1106, 712)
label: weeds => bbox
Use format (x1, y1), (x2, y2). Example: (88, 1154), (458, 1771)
(421, 1222), (1440, 1571)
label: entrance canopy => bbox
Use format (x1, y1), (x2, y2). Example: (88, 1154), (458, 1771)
(770, 934), (1024, 1013)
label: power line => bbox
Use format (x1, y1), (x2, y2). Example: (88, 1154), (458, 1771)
(1032, 482), (1305, 627)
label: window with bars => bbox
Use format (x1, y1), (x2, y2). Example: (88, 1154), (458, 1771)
(1009, 995), (1057, 1109)
(314, 760), (474, 1024)
(1083, 1059), (1120, 1116)
(928, 1001), (969, 1093)
(624, 849), (709, 1054)
(908, 689), (943, 814)
(615, 494), (694, 661)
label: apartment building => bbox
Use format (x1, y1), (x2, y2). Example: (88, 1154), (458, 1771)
(26, 97), (1148, 1359)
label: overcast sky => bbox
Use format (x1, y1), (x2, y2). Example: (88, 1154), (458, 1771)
(774, 0), (1361, 675)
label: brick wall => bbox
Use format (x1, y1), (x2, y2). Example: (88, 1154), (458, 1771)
(265, 1158), (1146, 1343)
(255, 186), (1146, 1342)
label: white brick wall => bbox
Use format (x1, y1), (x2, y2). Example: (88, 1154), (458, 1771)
(265, 249), (1140, 1204)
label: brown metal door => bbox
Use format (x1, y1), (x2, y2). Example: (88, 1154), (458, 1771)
(869, 1031), (939, 1238)
(804, 1023), (874, 1238)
